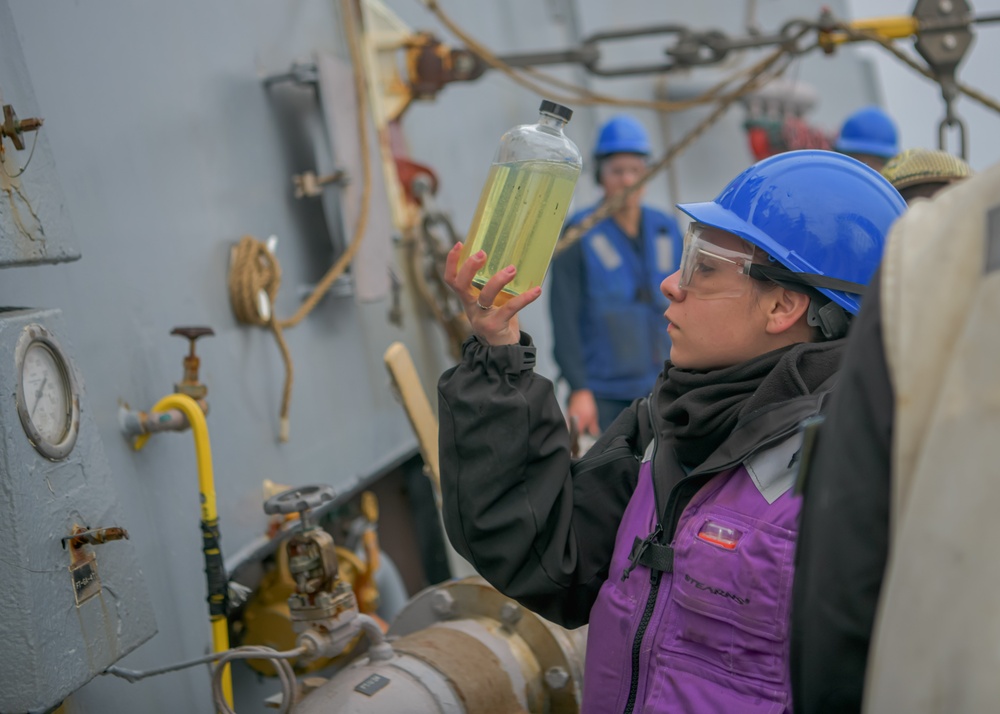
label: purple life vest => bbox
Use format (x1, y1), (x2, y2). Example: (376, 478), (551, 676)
(583, 444), (801, 713)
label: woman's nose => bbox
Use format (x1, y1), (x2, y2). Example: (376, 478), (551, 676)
(661, 270), (685, 301)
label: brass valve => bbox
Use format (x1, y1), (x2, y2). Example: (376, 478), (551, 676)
(263, 486), (356, 628)
(170, 326), (214, 400)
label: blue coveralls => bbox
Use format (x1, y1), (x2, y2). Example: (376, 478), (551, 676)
(548, 203), (681, 430)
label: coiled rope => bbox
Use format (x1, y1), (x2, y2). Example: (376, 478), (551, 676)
(228, 0), (371, 441)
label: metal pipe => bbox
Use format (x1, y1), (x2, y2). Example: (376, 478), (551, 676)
(119, 400), (209, 443)
(133, 392), (233, 707)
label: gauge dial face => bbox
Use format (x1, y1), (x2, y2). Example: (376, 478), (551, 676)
(15, 326), (80, 460)
(22, 342), (71, 443)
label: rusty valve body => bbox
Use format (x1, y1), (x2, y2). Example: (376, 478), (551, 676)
(170, 326), (214, 401)
(0, 104), (43, 152)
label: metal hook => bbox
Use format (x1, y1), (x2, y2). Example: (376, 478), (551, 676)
(937, 83), (968, 160)
(938, 114), (968, 160)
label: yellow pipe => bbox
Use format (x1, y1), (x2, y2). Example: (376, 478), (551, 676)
(135, 393), (233, 709)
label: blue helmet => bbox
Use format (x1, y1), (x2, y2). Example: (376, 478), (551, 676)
(594, 115), (651, 159)
(835, 106), (899, 159)
(676, 150), (906, 316)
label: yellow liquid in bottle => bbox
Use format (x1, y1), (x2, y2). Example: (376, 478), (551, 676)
(459, 159), (580, 305)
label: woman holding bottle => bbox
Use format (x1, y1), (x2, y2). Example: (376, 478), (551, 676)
(438, 149), (905, 712)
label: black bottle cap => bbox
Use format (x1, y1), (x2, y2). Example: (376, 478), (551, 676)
(539, 100), (573, 122)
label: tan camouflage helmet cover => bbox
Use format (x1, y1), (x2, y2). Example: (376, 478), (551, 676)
(881, 148), (973, 191)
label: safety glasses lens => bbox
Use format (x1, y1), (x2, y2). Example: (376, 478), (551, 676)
(679, 225), (755, 299)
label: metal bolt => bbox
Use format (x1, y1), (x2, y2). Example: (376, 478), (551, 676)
(455, 54), (476, 74)
(943, 33), (958, 50)
(544, 666), (570, 690)
(938, 0), (953, 14)
(499, 602), (522, 627)
(430, 590), (455, 618)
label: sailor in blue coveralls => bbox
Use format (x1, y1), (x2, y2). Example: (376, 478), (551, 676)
(549, 115), (682, 435)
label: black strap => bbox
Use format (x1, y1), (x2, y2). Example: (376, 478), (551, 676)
(630, 536), (674, 573)
(749, 263), (866, 295)
(622, 530), (674, 581)
(617, 397), (680, 582)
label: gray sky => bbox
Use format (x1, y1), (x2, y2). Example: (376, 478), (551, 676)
(846, 0), (1000, 170)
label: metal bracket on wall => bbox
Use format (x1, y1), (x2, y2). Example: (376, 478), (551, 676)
(293, 168), (349, 199)
(261, 61), (320, 88)
(261, 67), (352, 200)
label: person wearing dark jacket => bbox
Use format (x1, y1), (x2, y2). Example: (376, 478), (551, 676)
(438, 150), (904, 713)
(791, 162), (998, 714)
(790, 146), (972, 714)
(789, 267), (893, 714)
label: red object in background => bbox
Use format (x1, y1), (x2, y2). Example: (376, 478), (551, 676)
(747, 125), (776, 161)
(388, 119), (439, 206)
(745, 116), (834, 161)
(782, 116), (834, 152)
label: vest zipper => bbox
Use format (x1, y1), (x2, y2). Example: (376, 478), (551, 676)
(617, 393), (814, 712)
(623, 566), (663, 714)
(620, 397), (663, 713)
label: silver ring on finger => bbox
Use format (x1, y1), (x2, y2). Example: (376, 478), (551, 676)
(475, 299), (494, 311)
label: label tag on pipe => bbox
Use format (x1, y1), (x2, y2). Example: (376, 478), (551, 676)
(355, 674), (391, 697)
(70, 552), (102, 606)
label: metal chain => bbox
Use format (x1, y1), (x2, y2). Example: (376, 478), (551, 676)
(406, 211), (471, 360)
(421, 0), (813, 114)
(555, 36), (810, 255)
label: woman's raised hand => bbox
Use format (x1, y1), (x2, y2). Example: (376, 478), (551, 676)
(444, 243), (542, 347)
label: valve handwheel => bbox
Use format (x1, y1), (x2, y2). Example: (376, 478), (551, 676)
(264, 485), (336, 519)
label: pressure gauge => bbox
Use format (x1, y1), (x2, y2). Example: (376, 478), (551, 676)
(15, 324), (80, 460)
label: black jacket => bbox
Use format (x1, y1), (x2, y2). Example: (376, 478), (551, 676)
(439, 331), (843, 630)
(790, 269), (894, 713)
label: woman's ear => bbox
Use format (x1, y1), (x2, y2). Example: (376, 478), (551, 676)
(764, 288), (812, 336)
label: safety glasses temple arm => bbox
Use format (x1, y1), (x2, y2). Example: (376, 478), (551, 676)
(748, 264), (866, 295)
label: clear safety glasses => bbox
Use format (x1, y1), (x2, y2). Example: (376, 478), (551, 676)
(678, 223), (757, 299)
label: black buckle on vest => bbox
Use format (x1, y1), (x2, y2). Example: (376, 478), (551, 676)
(622, 526), (673, 581)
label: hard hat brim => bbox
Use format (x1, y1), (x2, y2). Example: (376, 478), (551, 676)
(676, 200), (862, 314)
(834, 137), (897, 159)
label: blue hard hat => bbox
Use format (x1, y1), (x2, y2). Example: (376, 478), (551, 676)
(834, 106), (899, 159)
(594, 115), (651, 158)
(676, 150), (906, 314)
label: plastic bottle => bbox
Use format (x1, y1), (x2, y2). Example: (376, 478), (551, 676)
(458, 100), (582, 306)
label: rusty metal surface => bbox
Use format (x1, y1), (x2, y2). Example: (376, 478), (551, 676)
(389, 577), (583, 713)
(406, 33), (487, 100)
(62, 525), (130, 550)
(1, 103), (43, 151)
(393, 626), (527, 714)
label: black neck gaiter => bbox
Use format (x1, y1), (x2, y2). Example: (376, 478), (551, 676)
(657, 340), (845, 469)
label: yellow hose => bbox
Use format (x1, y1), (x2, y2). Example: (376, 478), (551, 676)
(135, 393), (233, 709)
